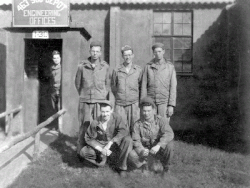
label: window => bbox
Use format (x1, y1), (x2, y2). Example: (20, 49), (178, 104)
(153, 11), (193, 74)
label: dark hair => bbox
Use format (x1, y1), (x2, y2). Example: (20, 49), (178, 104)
(140, 102), (155, 109)
(100, 103), (112, 109)
(52, 50), (60, 57)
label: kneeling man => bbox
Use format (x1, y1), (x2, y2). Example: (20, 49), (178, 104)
(79, 101), (132, 174)
(129, 97), (174, 175)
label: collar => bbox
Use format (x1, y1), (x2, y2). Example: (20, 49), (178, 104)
(83, 57), (104, 70)
(96, 113), (114, 130)
(118, 63), (136, 74)
(51, 64), (61, 70)
(149, 58), (167, 70)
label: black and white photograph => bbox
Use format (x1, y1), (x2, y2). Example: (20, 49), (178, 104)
(0, 0), (249, 187)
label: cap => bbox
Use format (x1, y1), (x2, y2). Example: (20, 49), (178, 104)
(99, 100), (113, 108)
(90, 41), (102, 48)
(152, 43), (165, 50)
(140, 97), (156, 108)
(121, 45), (133, 54)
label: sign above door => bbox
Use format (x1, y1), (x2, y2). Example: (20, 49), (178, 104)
(12, 0), (70, 27)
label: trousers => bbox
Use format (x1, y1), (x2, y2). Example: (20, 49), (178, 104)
(77, 102), (100, 154)
(80, 136), (133, 170)
(129, 140), (174, 170)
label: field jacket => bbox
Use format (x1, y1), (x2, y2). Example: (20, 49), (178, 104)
(141, 58), (177, 106)
(111, 63), (142, 106)
(85, 113), (129, 148)
(75, 57), (110, 103)
(132, 115), (174, 154)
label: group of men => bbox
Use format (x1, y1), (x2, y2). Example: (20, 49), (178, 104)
(74, 41), (177, 177)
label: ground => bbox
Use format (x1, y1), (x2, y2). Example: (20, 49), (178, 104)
(9, 134), (250, 188)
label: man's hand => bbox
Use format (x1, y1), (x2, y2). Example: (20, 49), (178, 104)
(141, 149), (149, 157)
(104, 141), (113, 151)
(101, 148), (112, 156)
(150, 145), (161, 155)
(166, 106), (174, 117)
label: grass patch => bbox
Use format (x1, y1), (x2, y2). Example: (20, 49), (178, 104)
(9, 135), (250, 188)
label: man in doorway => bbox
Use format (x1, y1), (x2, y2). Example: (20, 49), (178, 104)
(129, 97), (174, 177)
(75, 41), (110, 155)
(141, 43), (177, 120)
(50, 50), (61, 112)
(80, 101), (132, 176)
(111, 45), (142, 133)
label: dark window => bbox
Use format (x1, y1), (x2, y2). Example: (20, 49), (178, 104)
(154, 11), (193, 74)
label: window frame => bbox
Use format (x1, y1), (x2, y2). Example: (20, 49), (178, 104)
(153, 10), (194, 76)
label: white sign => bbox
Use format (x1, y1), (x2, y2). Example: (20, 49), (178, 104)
(32, 30), (49, 39)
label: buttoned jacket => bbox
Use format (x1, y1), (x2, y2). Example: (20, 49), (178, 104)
(141, 58), (177, 106)
(85, 113), (129, 148)
(75, 57), (110, 103)
(111, 63), (142, 106)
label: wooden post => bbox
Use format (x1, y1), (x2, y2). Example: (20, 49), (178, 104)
(109, 6), (120, 104)
(33, 130), (40, 161)
(7, 113), (13, 137)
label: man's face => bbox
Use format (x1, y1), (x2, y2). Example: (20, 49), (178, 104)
(90, 46), (102, 60)
(122, 50), (134, 64)
(141, 106), (155, 121)
(52, 54), (61, 65)
(153, 47), (165, 60)
(101, 106), (113, 122)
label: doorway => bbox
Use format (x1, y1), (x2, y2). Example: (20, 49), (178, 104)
(24, 39), (62, 131)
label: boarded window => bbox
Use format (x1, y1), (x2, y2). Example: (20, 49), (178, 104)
(154, 11), (193, 74)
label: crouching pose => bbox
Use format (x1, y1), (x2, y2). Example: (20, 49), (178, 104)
(79, 101), (132, 175)
(129, 97), (174, 176)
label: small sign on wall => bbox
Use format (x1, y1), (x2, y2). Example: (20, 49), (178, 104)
(32, 30), (49, 38)
(13, 0), (70, 27)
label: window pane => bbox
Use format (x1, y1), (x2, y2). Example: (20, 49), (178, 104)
(182, 49), (192, 61)
(164, 50), (171, 60)
(174, 24), (182, 35)
(174, 61), (182, 72)
(174, 12), (182, 23)
(183, 38), (192, 49)
(183, 24), (191, 35)
(163, 13), (171, 23)
(173, 38), (183, 49)
(162, 24), (171, 35)
(154, 12), (163, 23)
(183, 62), (192, 72)
(154, 24), (162, 35)
(162, 38), (171, 49)
(183, 12), (191, 23)
(174, 49), (183, 61)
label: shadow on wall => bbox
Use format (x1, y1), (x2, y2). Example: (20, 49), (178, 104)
(174, 4), (249, 154)
(0, 42), (6, 136)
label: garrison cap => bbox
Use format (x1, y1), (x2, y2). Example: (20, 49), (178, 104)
(90, 41), (102, 48)
(121, 45), (133, 54)
(140, 97), (156, 108)
(99, 100), (113, 108)
(152, 42), (165, 50)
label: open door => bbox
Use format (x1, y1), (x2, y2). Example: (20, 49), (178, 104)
(24, 39), (62, 132)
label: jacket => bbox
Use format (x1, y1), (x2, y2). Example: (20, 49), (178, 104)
(140, 58), (177, 106)
(85, 113), (129, 148)
(132, 115), (174, 154)
(111, 63), (142, 106)
(75, 57), (110, 103)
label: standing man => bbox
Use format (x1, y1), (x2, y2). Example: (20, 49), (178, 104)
(141, 43), (177, 119)
(50, 50), (62, 112)
(80, 101), (132, 176)
(129, 97), (174, 176)
(75, 41), (110, 155)
(111, 45), (142, 133)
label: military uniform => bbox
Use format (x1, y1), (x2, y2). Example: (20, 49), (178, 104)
(129, 115), (174, 171)
(111, 63), (142, 132)
(141, 58), (177, 118)
(80, 112), (132, 170)
(75, 57), (110, 154)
